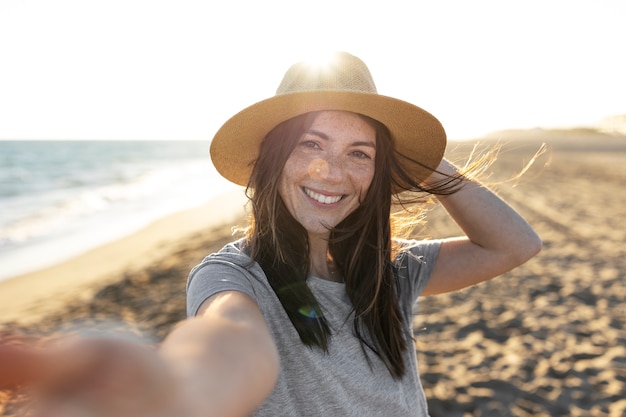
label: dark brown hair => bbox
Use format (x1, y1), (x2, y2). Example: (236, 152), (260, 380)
(245, 111), (459, 379)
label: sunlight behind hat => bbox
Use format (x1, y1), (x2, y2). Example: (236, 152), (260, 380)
(301, 51), (338, 71)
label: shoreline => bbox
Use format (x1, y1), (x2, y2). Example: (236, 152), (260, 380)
(0, 189), (248, 325)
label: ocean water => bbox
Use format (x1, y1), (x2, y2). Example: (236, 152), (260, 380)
(0, 140), (239, 281)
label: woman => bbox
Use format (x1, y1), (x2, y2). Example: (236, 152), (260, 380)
(1, 52), (541, 417)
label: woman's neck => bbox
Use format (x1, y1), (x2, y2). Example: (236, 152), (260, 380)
(308, 235), (342, 282)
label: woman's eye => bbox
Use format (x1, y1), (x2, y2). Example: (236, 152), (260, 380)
(300, 140), (320, 149)
(351, 150), (372, 160)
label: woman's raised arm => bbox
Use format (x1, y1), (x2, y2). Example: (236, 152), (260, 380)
(423, 158), (542, 296)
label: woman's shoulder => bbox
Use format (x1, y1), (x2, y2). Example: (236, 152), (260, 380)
(209, 237), (249, 258)
(393, 238), (443, 284)
(392, 239), (444, 304)
(393, 238), (443, 264)
(189, 238), (252, 275)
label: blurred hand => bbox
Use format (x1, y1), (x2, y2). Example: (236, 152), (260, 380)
(1, 334), (183, 417)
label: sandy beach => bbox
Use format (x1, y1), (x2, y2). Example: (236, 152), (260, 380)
(0, 189), (248, 325)
(1, 132), (625, 416)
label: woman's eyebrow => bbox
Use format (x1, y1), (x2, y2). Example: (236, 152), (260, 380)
(306, 129), (376, 148)
(305, 129), (330, 140)
(351, 141), (376, 149)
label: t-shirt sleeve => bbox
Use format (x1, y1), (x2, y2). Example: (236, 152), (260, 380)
(186, 258), (257, 318)
(395, 239), (443, 308)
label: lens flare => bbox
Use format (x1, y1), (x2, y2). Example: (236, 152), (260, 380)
(307, 158), (329, 179)
(298, 306), (320, 319)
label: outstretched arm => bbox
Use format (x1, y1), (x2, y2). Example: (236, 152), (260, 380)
(161, 291), (280, 416)
(0, 292), (279, 417)
(422, 158), (542, 296)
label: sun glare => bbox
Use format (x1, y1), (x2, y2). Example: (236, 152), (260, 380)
(302, 51), (339, 71)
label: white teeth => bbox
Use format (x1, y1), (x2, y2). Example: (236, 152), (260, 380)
(305, 188), (342, 204)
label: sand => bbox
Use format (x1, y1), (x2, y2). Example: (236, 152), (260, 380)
(1, 133), (625, 416)
(0, 189), (248, 325)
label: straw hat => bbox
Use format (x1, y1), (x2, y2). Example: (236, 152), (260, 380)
(210, 52), (446, 188)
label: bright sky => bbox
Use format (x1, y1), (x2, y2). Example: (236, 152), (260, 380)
(1, 0), (624, 140)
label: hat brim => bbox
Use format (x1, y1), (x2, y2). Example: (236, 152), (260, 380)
(210, 90), (446, 189)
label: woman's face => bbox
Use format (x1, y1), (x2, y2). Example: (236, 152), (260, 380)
(278, 110), (377, 238)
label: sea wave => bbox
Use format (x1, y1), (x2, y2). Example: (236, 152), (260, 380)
(0, 140), (238, 280)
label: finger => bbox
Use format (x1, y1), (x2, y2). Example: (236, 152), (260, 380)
(0, 343), (46, 390)
(35, 337), (114, 397)
(38, 338), (169, 415)
(0, 332), (88, 390)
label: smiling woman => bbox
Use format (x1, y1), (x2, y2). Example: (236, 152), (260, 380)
(277, 111), (376, 239)
(2, 52), (541, 417)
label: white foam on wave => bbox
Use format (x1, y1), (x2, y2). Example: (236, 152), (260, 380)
(0, 159), (238, 281)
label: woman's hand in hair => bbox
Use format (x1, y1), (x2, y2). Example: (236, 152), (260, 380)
(422, 158), (542, 296)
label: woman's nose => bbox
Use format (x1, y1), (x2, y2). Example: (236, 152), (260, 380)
(307, 157), (343, 182)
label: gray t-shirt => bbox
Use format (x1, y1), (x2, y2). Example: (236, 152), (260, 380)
(186, 238), (441, 416)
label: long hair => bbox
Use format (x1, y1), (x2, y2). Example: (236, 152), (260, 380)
(245, 113), (332, 348)
(245, 111), (461, 379)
